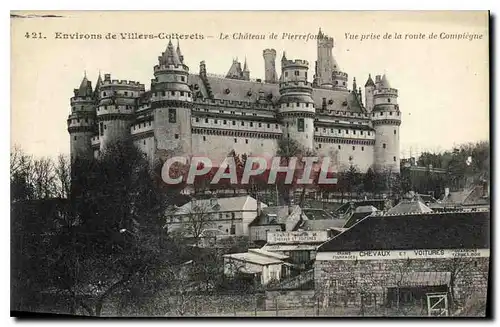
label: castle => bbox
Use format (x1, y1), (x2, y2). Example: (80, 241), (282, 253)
(67, 28), (401, 174)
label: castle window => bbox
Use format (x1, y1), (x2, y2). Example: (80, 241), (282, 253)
(394, 130), (396, 135)
(294, 71), (299, 76)
(219, 110), (224, 113)
(143, 140), (146, 145)
(171, 91), (175, 96)
(232, 121), (236, 125)
(383, 143), (387, 149)
(335, 81), (338, 85)
(338, 145), (341, 150)
(124, 91), (128, 96)
(99, 122), (104, 136)
(241, 122), (244, 126)
(250, 122), (254, 127)
(285, 72), (288, 77)
(77, 118), (80, 123)
(353, 130), (356, 135)
(203, 136), (206, 141)
(258, 123), (262, 127)
(318, 144), (322, 148)
(388, 98), (391, 103)
(380, 112), (383, 116)
(352, 146), (355, 150)
(343, 82), (346, 85)
(331, 128), (334, 133)
(297, 118), (305, 132)
(103, 92), (107, 96)
(253, 113), (257, 116)
(169, 109), (177, 123)
(205, 118), (209, 123)
(296, 102), (300, 107)
(231, 111), (235, 114)
(195, 118), (199, 122)
(74, 136), (77, 141)
(315, 127), (318, 132)
(338, 129), (341, 133)
(305, 72), (308, 80)
(245, 139), (248, 144)
(234, 138), (237, 143)
(393, 156), (396, 162)
(242, 112), (246, 116)
(372, 113), (375, 117)
(368, 132), (370, 136)
(346, 130), (348, 134)
(389, 111), (393, 115)
(181, 76), (185, 82)
(214, 119), (218, 124)
(361, 131), (364, 135)
(223, 120), (227, 124)
(287, 133), (290, 138)
(180, 91), (185, 96)
(287, 103), (290, 107)
(104, 125), (107, 130)
(267, 123), (270, 128)
(275, 124), (278, 128)
(175, 134), (179, 139)
(362, 146), (364, 151)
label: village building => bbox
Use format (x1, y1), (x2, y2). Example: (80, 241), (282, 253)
(314, 210), (490, 312)
(165, 195), (266, 237)
(247, 205), (308, 246)
(222, 248), (293, 286)
(343, 205), (378, 228)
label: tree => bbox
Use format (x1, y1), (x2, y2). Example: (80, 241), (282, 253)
(182, 201), (215, 243)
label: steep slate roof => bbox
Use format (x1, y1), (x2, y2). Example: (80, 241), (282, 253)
(249, 205), (307, 231)
(317, 211), (490, 252)
(174, 195), (263, 214)
(386, 200), (433, 215)
(303, 219), (347, 231)
(187, 73), (363, 112)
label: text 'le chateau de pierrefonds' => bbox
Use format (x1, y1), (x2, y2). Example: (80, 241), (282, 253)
(67, 28), (401, 172)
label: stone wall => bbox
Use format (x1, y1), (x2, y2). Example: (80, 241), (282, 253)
(314, 256), (490, 309)
(264, 290), (316, 310)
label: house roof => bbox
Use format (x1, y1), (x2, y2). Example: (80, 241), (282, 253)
(317, 211), (490, 252)
(301, 208), (334, 220)
(223, 251), (284, 266)
(303, 219), (347, 231)
(248, 205), (306, 231)
(386, 200), (433, 215)
(343, 211), (375, 229)
(174, 195), (263, 214)
(187, 73), (363, 112)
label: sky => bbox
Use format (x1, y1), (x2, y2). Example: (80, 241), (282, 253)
(11, 11), (489, 159)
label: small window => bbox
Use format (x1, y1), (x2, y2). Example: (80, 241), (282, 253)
(143, 140), (146, 145)
(169, 109), (176, 123)
(318, 144), (322, 148)
(258, 123), (262, 127)
(241, 121), (244, 126)
(267, 124), (270, 128)
(390, 111), (393, 115)
(223, 120), (227, 125)
(338, 145), (341, 150)
(73, 136), (77, 141)
(383, 143), (387, 149)
(124, 91), (128, 96)
(362, 146), (364, 151)
(245, 139), (248, 144)
(104, 125), (107, 130)
(296, 102), (300, 107)
(250, 122), (254, 127)
(297, 118), (305, 132)
(234, 138), (237, 143)
(294, 71), (299, 76)
(195, 118), (199, 122)
(214, 119), (218, 124)
(103, 92), (107, 96)
(171, 91), (175, 96)
(285, 72), (288, 77)
(380, 112), (383, 116)
(388, 98), (391, 103)
(393, 156), (396, 162)
(180, 91), (184, 96)
(232, 121), (236, 125)
(352, 146), (355, 150)
(205, 118), (209, 123)
(203, 136), (206, 141)
(181, 76), (185, 82)
(394, 130), (397, 135)
(175, 134), (179, 139)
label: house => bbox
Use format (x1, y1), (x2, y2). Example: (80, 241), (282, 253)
(223, 248), (292, 286)
(247, 205), (308, 245)
(165, 195), (267, 237)
(343, 205), (378, 228)
(441, 184), (490, 210)
(315, 210), (490, 309)
(385, 199), (433, 215)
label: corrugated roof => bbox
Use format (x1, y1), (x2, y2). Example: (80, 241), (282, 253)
(318, 211), (490, 252)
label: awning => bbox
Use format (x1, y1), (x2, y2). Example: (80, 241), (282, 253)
(399, 272), (451, 287)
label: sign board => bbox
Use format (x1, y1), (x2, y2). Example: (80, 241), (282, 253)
(316, 248), (490, 261)
(267, 231), (328, 244)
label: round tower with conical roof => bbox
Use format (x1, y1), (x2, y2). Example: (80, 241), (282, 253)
(67, 73), (97, 162)
(372, 74), (401, 173)
(151, 40), (193, 159)
(278, 56), (315, 151)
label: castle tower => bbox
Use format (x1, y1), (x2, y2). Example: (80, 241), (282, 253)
(372, 74), (401, 173)
(364, 74), (376, 112)
(315, 28), (334, 88)
(242, 57), (250, 81)
(278, 57), (315, 151)
(96, 73), (145, 152)
(263, 48), (277, 83)
(68, 73), (96, 162)
(151, 40), (193, 159)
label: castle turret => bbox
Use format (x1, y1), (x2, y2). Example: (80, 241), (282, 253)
(95, 73), (145, 152)
(151, 40), (193, 159)
(278, 57), (315, 151)
(242, 57), (250, 81)
(263, 48), (277, 84)
(372, 73), (401, 173)
(68, 73), (97, 162)
(364, 74), (376, 112)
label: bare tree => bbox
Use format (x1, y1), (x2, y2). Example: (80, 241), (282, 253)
(54, 154), (71, 199)
(182, 202), (215, 242)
